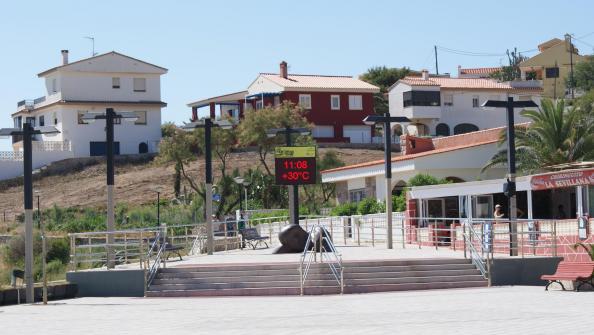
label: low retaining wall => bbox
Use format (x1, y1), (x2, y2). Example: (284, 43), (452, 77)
(0, 283), (77, 306)
(67, 269), (146, 297)
(490, 257), (563, 286)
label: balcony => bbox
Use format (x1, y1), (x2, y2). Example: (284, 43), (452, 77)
(16, 95), (56, 112)
(510, 80), (543, 89)
(402, 105), (442, 120)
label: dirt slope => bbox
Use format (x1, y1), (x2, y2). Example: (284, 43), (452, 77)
(0, 148), (385, 218)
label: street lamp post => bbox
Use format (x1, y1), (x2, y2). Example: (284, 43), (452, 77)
(482, 97), (538, 256)
(182, 118), (233, 255)
(363, 113), (410, 249)
(153, 186), (163, 225)
(0, 124), (59, 303)
(82, 108), (138, 268)
(266, 127), (310, 226)
(34, 189), (47, 305)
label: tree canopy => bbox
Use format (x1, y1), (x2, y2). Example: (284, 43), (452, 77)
(573, 55), (594, 92)
(360, 66), (413, 115)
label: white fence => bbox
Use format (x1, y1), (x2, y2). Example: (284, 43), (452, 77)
(0, 141), (74, 180)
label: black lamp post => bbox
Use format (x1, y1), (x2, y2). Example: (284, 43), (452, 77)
(266, 127), (310, 226)
(482, 97), (538, 256)
(182, 118), (233, 255)
(82, 108), (138, 268)
(153, 186), (163, 225)
(0, 123), (59, 303)
(363, 113), (410, 249)
(34, 189), (47, 305)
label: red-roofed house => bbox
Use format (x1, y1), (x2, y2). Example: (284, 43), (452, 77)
(387, 70), (542, 138)
(321, 126), (509, 204)
(187, 62), (380, 143)
(458, 66), (502, 79)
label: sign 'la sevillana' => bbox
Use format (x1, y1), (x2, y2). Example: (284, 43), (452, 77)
(274, 146), (317, 185)
(530, 168), (594, 191)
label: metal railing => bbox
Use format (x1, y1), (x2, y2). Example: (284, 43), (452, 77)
(145, 227), (167, 287)
(462, 220), (489, 281)
(299, 223), (344, 295)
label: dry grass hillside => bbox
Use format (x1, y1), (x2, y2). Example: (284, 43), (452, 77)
(0, 148), (385, 219)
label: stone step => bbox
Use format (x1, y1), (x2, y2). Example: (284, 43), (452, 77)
(153, 269), (481, 285)
(149, 274), (485, 291)
(158, 258), (471, 273)
(156, 264), (476, 279)
(146, 280), (487, 297)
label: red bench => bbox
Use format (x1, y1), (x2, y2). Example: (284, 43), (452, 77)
(541, 261), (594, 291)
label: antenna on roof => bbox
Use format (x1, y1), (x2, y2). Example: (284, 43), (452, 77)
(83, 36), (97, 56)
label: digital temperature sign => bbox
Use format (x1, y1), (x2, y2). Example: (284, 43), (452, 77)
(274, 146), (317, 185)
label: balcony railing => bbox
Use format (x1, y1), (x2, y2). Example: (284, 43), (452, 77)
(16, 96), (47, 110)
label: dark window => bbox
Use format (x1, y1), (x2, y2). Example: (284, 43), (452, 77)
(403, 91), (440, 107)
(39, 115), (45, 127)
(90, 141), (120, 156)
(25, 117), (36, 127)
(138, 142), (148, 154)
(454, 123), (479, 135)
(545, 67), (559, 78)
(14, 116), (22, 128)
(435, 123), (450, 136)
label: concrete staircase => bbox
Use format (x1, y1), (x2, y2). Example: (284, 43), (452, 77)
(146, 258), (487, 297)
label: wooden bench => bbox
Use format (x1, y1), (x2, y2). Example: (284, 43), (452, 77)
(541, 261), (594, 291)
(240, 228), (269, 250)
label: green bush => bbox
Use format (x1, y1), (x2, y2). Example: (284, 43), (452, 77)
(393, 194), (407, 212)
(407, 173), (451, 187)
(357, 198), (384, 215)
(330, 202), (358, 216)
(47, 238), (70, 264)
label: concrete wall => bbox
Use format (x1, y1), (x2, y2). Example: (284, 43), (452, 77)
(67, 269), (146, 297)
(490, 257), (563, 286)
(0, 149), (74, 180)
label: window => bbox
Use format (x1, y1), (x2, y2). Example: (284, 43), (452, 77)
(53, 112), (58, 125)
(51, 78), (57, 93)
(14, 116), (22, 128)
(112, 77), (120, 89)
(402, 91), (440, 107)
(25, 117), (36, 127)
(39, 115), (45, 127)
(134, 111), (147, 125)
(443, 94), (453, 106)
(472, 95), (480, 108)
(454, 123), (479, 135)
(312, 126), (334, 138)
(255, 100), (263, 110)
(348, 95), (363, 110)
(274, 96), (280, 106)
(331, 95), (340, 110)
(349, 189), (366, 203)
(299, 94), (312, 109)
(133, 78), (146, 92)
(435, 123), (450, 136)
(77, 111), (89, 125)
(545, 67), (559, 78)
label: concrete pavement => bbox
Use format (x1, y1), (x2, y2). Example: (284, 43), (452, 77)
(1, 286), (592, 334)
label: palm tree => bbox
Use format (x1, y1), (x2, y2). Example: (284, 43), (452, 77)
(482, 99), (594, 174)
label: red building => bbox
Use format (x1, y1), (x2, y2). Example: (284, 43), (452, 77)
(187, 62), (380, 143)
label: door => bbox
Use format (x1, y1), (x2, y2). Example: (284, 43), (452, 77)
(90, 141), (120, 156)
(312, 126), (334, 139)
(343, 125), (371, 143)
(138, 142), (148, 154)
(472, 195), (493, 219)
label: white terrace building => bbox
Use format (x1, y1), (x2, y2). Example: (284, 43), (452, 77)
(388, 70), (542, 137)
(12, 50), (167, 157)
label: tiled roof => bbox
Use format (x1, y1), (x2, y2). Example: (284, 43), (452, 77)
(398, 76), (539, 91)
(321, 126), (509, 175)
(261, 73), (380, 92)
(459, 67), (502, 75)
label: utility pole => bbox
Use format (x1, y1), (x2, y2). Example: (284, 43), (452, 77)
(434, 45), (439, 75)
(566, 33), (575, 99)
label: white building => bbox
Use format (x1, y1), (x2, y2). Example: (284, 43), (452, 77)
(11, 50), (167, 157)
(321, 127), (508, 204)
(387, 70), (542, 137)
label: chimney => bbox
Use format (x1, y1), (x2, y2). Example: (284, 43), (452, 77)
(457, 65), (462, 77)
(421, 69), (429, 80)
(279, 61), (288, 79)
(61, 50), (69, 65)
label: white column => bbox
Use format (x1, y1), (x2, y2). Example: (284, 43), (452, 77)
(527, 190), (533, 220)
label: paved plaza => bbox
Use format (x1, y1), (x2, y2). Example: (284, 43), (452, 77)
(1, 286), (593, 334)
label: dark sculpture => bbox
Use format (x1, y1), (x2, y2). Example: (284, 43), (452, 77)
(272, 224), (333, 254)
(272, 224), (309, 254)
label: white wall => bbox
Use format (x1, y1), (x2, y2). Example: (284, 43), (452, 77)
(247, 75), (283, 95)
(0, 150), (74, 181)
(60, 73), (161, 101)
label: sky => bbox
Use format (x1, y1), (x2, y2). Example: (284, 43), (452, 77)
(1, 0), (593, 151)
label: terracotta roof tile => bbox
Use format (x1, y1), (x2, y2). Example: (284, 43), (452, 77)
(459, 67), (502, 75)
(261, 73), (380, 92)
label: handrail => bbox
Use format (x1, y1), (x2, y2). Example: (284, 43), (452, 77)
(146, 229), (167, 287)
(463, 220), (489, 280)
(299, 224), (344, 295)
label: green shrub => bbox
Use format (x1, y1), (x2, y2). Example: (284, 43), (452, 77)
(357, 198), (384, 215)
(393, 194), (407, 212)
(330, 202), (358, 216)
(47, 238), (70, 264)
